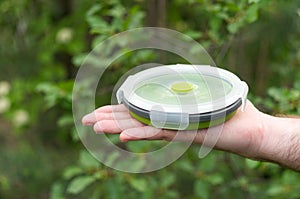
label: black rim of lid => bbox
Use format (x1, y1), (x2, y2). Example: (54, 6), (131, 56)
(122, 97), (242, 123)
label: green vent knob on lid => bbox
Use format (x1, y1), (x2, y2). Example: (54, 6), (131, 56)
(171, 82), (194, 93)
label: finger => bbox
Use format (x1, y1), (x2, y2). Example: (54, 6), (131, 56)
(98, 112), (132, 120)
(120, 126), (166, 142)
(119, 126), (189, 142)
(94, 104), (128, 113)
(121, 126), (164, 140)
(93, 118), (144, 134)
(82, 111), (131, 126)
(120, 127), (204, 143)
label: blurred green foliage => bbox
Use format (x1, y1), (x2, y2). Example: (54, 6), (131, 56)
(0, 0), (299, 198)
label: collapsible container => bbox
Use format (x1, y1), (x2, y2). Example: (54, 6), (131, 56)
(117, 64), (248, 130)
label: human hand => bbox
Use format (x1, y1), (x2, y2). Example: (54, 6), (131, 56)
(82, 100), (266, 160)
(82, 100), (300, 171)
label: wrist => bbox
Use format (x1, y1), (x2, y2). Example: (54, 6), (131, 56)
(257, 115), (300, 171)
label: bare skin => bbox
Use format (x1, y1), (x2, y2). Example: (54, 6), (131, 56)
(82, 100), (300, 172)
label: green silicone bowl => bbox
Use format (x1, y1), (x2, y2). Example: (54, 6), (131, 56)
(117, 64), (248, 130)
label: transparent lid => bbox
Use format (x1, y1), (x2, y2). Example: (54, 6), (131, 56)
(117, 64), (248, 114)
(134, 73), (232, 105)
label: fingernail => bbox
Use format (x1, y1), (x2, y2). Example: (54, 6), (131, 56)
(120, 131), (132, 141)
(93, 122), (101, 133)
(82, 112), (96, 125)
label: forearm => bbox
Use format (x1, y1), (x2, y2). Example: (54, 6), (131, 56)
(258, 115), (300, 171)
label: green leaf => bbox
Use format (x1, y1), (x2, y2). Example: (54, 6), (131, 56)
(294, 74), (300, 90)
(267, 184), (284, 196)
(50, 182), (65, 199)
(86, 16), (108, 30)
(36, 84), (59, 108)
(194, 180), (211, 199)
(93, 170), (105, 180)
(129, 157), (146, 172)
(197, 153), (217, 172)
(0, 175), (10, 191)
(104, 151), (120, 166)
(288, 89), (300, 100)
(209, 17), (222, 32)
(125, 6), (144, 29)
(106, 179), (124, 198)
(165, 190), (179, 198)
(72, 53), (87, 67)
(107, 5), (125, 18)
(86, 4), (102, 16)
(91, 35), (107, 48)
(36, 83), (58, 94)
(268, 87), (285, 101)
(226, 2), (240, 12)
(63, 166), (83, 180)
(207, 174), (224, 185)
(67, 175), (96, 194)
(128, 178), (147, 192)
(57, 115), (73, 127)
(71, 127), (80, 141)
(177, 159), (194, 172)
(245, 159), (261, 169)
(161, 173), (176, 188)
(282, 170), (300, 185)
(248, 0), (260, 3)
(227, 22), (240, 34)
(185, 31), (203, 39)
(245, 4), (259, 23)
(79, 150), (99, 168)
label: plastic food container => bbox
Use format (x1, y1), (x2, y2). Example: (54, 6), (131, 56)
(117, 64), (248, 130)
